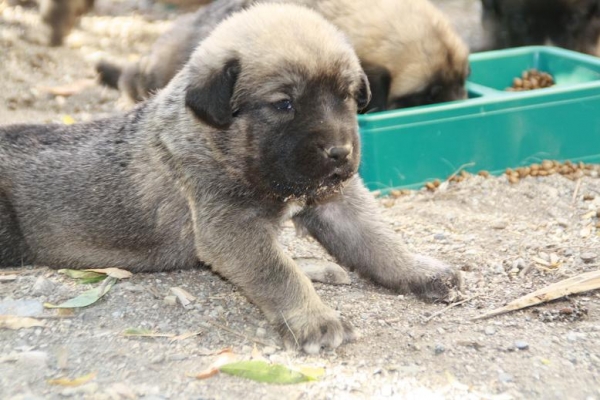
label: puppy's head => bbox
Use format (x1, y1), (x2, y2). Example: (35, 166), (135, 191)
(357, 0), (470, 112)
(180, 3), (370, 201)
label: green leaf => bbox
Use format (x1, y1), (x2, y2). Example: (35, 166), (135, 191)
(58, 269), (105, 280)
(78, 275), (107, 285)
(219, 360), (322, 384)
(44, 277), (117, 309)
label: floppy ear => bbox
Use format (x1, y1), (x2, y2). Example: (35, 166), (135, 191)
(361, 64), (391, 113)
(185, 58), (241, 129)
(356, 71), (372, 112)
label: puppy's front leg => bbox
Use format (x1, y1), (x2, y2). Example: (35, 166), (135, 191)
(191, 203), (354, 353)
(294, 176), (462, 301)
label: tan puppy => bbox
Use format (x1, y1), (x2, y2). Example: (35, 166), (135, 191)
(1, 3), (460, 353)
(98, 0), (470, 111)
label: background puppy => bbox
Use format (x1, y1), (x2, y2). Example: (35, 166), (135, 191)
(481, 0), (600, 55)
(1, 3), (460, 353)
(97, 0), (470, 112)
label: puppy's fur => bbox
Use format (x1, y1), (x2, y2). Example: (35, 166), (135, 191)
(481, 0), (600, 55)
(97, 0), (470, 111)
(1, 4), (460, 353)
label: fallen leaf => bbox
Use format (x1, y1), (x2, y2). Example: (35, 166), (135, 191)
(0, 275), (17, 282)
(38, 79), (95, 97)
(47, 371), (97, 386)
(0, 315), (45, 330)
(531, 256), (551, 267)
(61, 115), (76, 125)
(187, 349), (237, 380)
(473, 270), (600, 320)
(84, 268), (132, 279)
(122, 328), (175, 338)
(44, 277), (117, 309)
(170, 287), (196, 307)
(219, 360), (321, 384)
(59, 269), (107, 284)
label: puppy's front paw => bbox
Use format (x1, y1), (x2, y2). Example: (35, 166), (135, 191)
(278, 306), (356, 354)
(410, 254), (463, 302)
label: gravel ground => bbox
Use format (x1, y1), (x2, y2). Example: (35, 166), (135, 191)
(1, 1), (600, 399)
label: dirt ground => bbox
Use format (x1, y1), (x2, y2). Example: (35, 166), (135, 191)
(1, 1), (600, 399)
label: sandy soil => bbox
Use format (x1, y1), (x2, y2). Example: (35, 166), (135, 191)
(1, 1), (599, 399)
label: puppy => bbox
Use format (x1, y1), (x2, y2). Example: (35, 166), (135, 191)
(97, 0), (470, 111)
(40, 0), (95, 46)
(481, 0), (600, 55)
(1, 3), (460, 353)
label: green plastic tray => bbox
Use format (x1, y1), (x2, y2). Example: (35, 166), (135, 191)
(358, 46), (600, 191)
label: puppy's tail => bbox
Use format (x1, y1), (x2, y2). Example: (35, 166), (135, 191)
(96, 60), (122, 90)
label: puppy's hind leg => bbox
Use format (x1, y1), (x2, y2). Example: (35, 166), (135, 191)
(0, 192), (30, 267)
(294, 176), (462, 301)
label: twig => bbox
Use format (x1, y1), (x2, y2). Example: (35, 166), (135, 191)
(281, 312), (299, 349)
(207, 320), (280, 349)
(444, 162), (476, 183)
(422, 294), (480, 324)
(571, 178), (582, 204)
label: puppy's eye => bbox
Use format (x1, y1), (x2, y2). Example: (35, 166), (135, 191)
(272, 99), (294, 111)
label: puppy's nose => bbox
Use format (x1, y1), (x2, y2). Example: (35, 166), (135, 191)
(325, 144), (352, 161)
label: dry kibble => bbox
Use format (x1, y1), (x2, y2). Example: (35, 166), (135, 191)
(508, 175), (520, 184)
(389, 189), (402, 199)
(541, 160), (554, 170)
(425, 182), (436, 191)
(583, 194), (595, 201)
(478, 170), (490, 178)
(433, 179), (441, 188)
(508, 69), (554, 91)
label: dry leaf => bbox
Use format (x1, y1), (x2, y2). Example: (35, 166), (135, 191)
(84, 268), (132, 279)
(38, 79), (95, 97)
(0, 275), (17, 282)
(47, 371), (97, 386)
(61, 115), (76, 125)
(531, 256), (551, 267)
(170, 287), (196, 307)
(0, 315), (45, 330)
(187, 349), (238, 380)
(473, 270), (600, 320)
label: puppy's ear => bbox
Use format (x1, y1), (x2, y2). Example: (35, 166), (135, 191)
(356, 71), (372, 112)
(361, 64), (391, 113)
(185, 58), (241, 129)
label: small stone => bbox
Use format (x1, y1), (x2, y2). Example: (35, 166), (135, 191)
(150, 354), (165, 364)
(512, 258), (526, 271)
(498, 372), (514, 383)
(262, 346), (276, 355)
(580, 252), (597, 263)
(434, 344), (445, 355)
(564, 248), (574, 257)
(514, 340), (529, 350)
(256, 327), (267, 338)
(434, 233), (447, 241)
(492, 263), (505, 274)
(485, 326), (496, 336)
(31, 276), (56, 296)
(163, 295), (177, 306)
(566, 331), (586, 342)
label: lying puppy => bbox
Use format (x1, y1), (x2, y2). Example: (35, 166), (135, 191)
(0, 3), (461, 353)
(97, 0), (470, 112)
